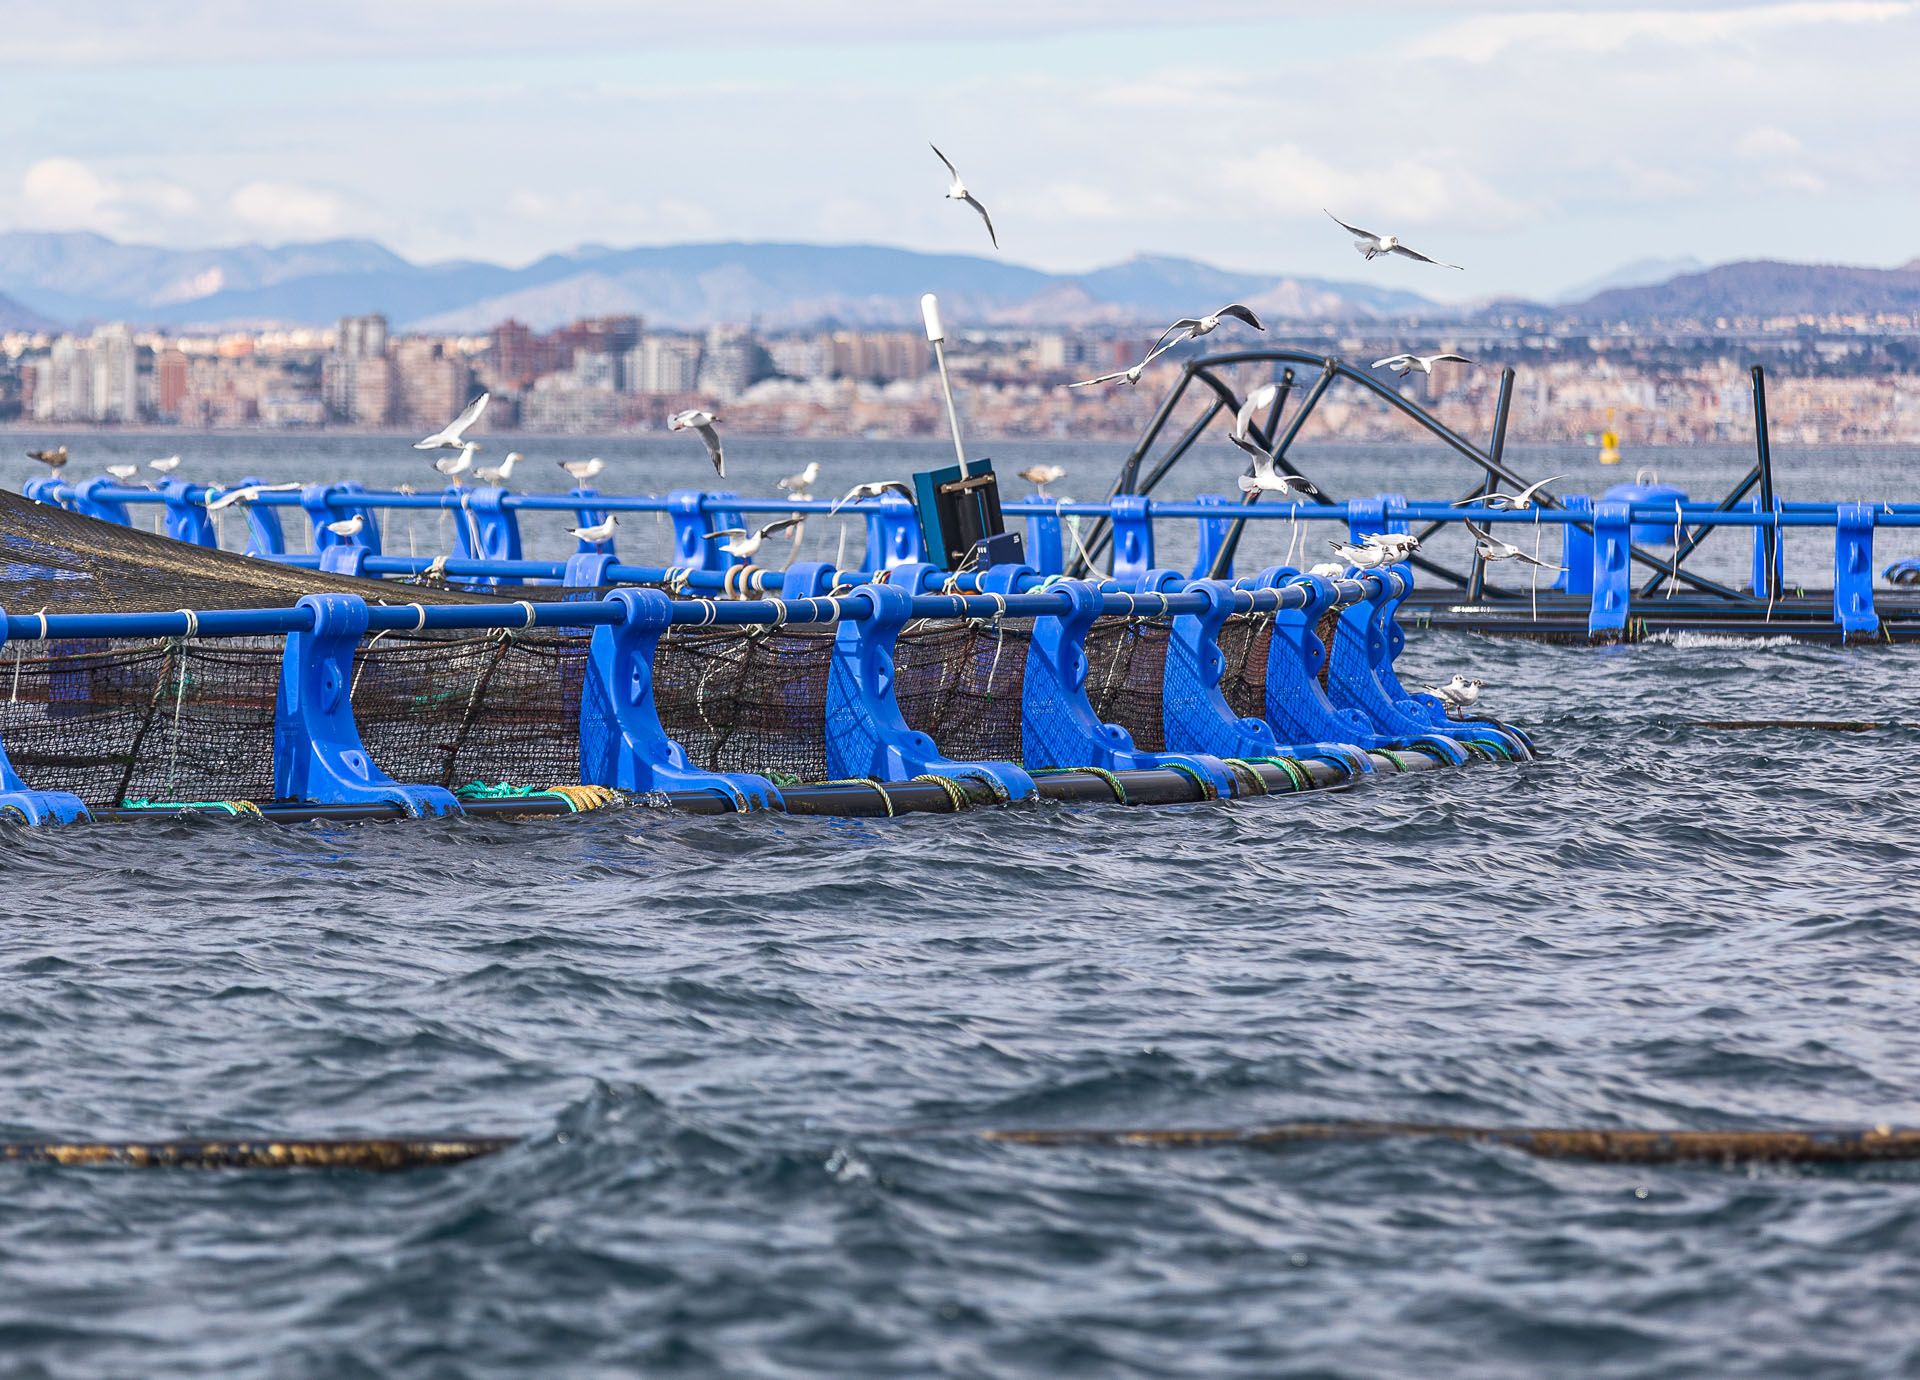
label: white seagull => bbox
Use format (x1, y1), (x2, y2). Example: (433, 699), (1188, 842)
(776, 461), (821, 495)
(828, 480), (914, 515)
(106, 463), (139, 481)
(570, 515), (618, 544)
(473, 451), (522, 486)
(706, 516), (805, 561)
(1373, 352), (1473, 377)
(1362, 531), (1421, 559)
(1067, 355), (1157, 389)
(1465, 518), (1556, 568)
(1425, 673), (1484, 714)
(931, 144), (997, 249)
(1019, 464), (1067, 495)
(1226, 382), (1307, 477)
(1327, 539), (1392, 570)
(1326, 211), (1463, 270)
(1148, 305), (1265, 359)
(435, 441), (478, 479)
(558, 457), (605, 483)
(149, 454), (182, 474)
(1306, 561), (1347, 580)
(414, 393), (490, 451)
(1452, 475), (1564, 511)
(206, 482), (300, 511)
(668, 409), (725, 477)
(325, 515), (365, 539)
(1238, 453), (1321, 500)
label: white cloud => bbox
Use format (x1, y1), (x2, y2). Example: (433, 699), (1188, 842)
(1405, 1), (1911, 63)
(17, 157), (198, 234)
(1218, 143), (1524, 230)
(228, 181), (346, 237)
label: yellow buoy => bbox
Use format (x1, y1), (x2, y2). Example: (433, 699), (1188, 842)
(1599, 407), (1621, 465)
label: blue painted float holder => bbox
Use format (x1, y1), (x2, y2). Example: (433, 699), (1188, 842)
(1109, 494), (1155, 585)
(825, 579), (1037, 802)
(1023, 508), (1065, 577)
(864, 492), (925, 571)
(275, 594), (460, 817)
(1242, 568), (1376, 776)
(301, 482), (383, 556)
(1189, 495), (1235, 581)
(1366, 572), (1534, 759)
(1834, 503), (1878, 639)
(581, 588), (779, 810)
(1324, 567), (1470, 765)
(450, 487), (525, 583)
(1589, 500), (1633, 638)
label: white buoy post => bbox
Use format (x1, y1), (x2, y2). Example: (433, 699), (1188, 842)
(922, 293), (970, 477)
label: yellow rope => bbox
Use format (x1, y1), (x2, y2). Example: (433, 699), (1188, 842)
(909, 772), (970, 812)
(814, 777), (897, 816)
(538, 783), (623, 813)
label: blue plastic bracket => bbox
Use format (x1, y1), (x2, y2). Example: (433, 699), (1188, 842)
(563, 551), (615, 598)
(1834, 502), (1878, 639)
(782, 562), (837, 598)
(159, 480), (218, 547)
(568, 486), (612, 557)
(1109, 495), (1155, 585)
(0, 610), (93, 825)
(825, 580), (1036, 801)
(1189, 494), (1235, 580)
(232, 475), (287, 555)
(1346, 496), (1387, 544)
(1589, 500), (1632, 638)
(667, 489), (724, 571)
(1367, 572), (1532, 759)
(451, 487), (524, 586)
(302, 483), (384, 556)
(864, 492), (925, 571)
(66, 476), (132, 527)
(319, 544), (370, 578)
(1245, 568), (1374, 775)
(1323, 569), (1469, 765)
(1160, 576), (1281, 774)
(274, 594), (460, 816)
(579, 588), (777, 810)
(23, 477), (74, 512)
(1554, 494), (1595, 593)
(1024, 507), (1065, 576)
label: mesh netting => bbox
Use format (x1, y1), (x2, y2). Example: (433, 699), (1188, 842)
(1314, 608), (1341, 689)
(894, 620), (1031, 763)
(1217, 613), (1272, 722)
(1083, 619), (1169, 753)
(653, 626), (836, 782)
(350, 630), (589, 789)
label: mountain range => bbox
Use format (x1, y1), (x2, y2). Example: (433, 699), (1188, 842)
(0, 230), (1913, 332)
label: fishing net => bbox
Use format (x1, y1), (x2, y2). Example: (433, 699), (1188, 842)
(893, 620), (1031, 763)
(653, 626), (837, 782)
(1216, 612), (1272, 723)
(1083, 619), (1169, 753)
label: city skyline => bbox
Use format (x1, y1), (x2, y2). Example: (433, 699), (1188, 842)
(2, 2), (1916, 303)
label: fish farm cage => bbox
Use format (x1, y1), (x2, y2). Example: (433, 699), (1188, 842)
(0, 491), (1531, 827)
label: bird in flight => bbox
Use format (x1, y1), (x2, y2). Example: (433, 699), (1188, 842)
(668, 409), (725, 477)
(1019, 464), (1067, 495)
(1373, 352), (1473, 377)
(570, 515), (618, 544)
(206, 482), (300, 511)
(1425, 673), (1484, 714)
(1067, 355), (1157, 389)
(415, 393), (490, 451)
(1148, 305), (1265, 359)
(707, 516), (805, 561)
(558, 457), (605, 483)
(26, 446), (68, 470)
(1465, 518), (1556, 567)
(776, 461), (821, 497)
(931, 144), (997, 249)
(1326, 211), (1463, 270)
(1453, 475), (1564, 511)
(1237, 452), (1321, 500)
(828, 480), (914, 515)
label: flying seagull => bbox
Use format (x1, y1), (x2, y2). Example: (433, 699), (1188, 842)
(434, 442), (477, 479)
(776, 461), (821, 495)
(570, 515), (618, 544)
(325, 515), (365, 539)
(1425, 673), (1484, 714)
(931, 144), (997, 249)
(1067, 356), (1155, 389)
(1465, 518), (1556, 567)
(473, 451), (522, 486)
(1453, 475), (1564, 511)
(106, 464), (139, 481)
(828, 479), (914, 515)
(1148, 305), (1265, 359)
(26, 446), (68, 470)
(668, 409), (725, 477)
(148, 455), (181, 474)
(205, 482), (300, 511)
(1373, 352), (1473, 377)
(558, 457), (605, 483)
(1237, 451), (1321, 500)
(706, 516), (805, 561)
(1326, 211), (1463, 270)
(1019, 464), (1066, 495)
(414, 393), (490, 451)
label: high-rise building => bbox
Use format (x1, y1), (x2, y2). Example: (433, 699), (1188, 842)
(154, 349), (190, 420)
(325, 314), (392, 423)
(31, 324), (141, 421)
(628, 337), (703, 394)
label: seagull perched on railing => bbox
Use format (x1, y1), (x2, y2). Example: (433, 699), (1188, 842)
(149, 454), (181, 474)
(1465, 518), (1556, 567)
(707, 516), (805, 561)
(829, 479), (914, 514)
(1149, 304), (1265, 359)
(473, 451), (521, 486)
(26, 446), (68, 471)
(1363, 531), (1420, 559)
(106, 464), (138, 481)
(415, 393), (489, 451)
(931, 144), (997, 249)
(1425, 674), (1483, 714)
(1328, 539), (1392, 570)
(1019, 464), (1066, 495)
(1373, 352), (1473, 377)
(434, 442), (477, 479)
(1306, 561), (1346, 580)
(570, 515), (618, 544)
(776, 461), (820, 497)
(558, 457), (605, 483)
(1326, 211), (1463, 270)
(668, 409), (725, 477)
(1453, 475), (1564, 511)
(325, 516), (365, 539)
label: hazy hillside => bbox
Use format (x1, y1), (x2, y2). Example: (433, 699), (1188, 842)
(1568, 259), (1920, 319)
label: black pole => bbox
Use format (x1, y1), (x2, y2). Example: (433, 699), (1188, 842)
(1465, 368), (1516, 601)
(1207, 363), (1338, 578)
(1752, 364), (1780, 594)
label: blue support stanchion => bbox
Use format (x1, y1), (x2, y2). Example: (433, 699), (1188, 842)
(0, 610), (93, 825)
(68, 476), (133, 527)
(863, 492), (925, 571)
(825, 580), (1035, 801)
(233, 476), (287, 556)
(302, 483), (384, 556)
(1324, 567), (1469, 765)
(1589, 500), (1632, 638)
(1139, 571), (1265, 793)
(1368, 571), (1533, 759)
(450, 487), (524, 586)
(563, 550), (616, 595)
(1189, 494), (1235, 581)
(1025, 507), (1065, 576)
(274, 594), (460, 816)
(1751, 495), (1783, 597)
(159, 481), (217, 547)
(1109, 494), (1154, 584)
(1834, 502), (1878, 639)
(579, 588), (778, 809)
(1247, 568), (1375, 775)
(1554, 494), (1594, 593)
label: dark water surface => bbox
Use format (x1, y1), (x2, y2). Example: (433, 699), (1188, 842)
(1, 437), (1919, 1375)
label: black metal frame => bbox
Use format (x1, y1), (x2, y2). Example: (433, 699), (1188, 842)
(1074, 348), (1783, 606)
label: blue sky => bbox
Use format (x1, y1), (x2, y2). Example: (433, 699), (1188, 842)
(1, 1), (1914, 302)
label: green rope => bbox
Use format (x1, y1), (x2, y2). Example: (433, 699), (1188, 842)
(1375, 749), (1410, 773)
(1162, 760), (1218, 801)
(121, 797), (262, 817)
(1219, 758), (1269, 797)
(1033, 765), (1127, 805)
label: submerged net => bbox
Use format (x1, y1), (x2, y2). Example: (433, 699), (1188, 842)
(1083, 619), (1169, 753)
